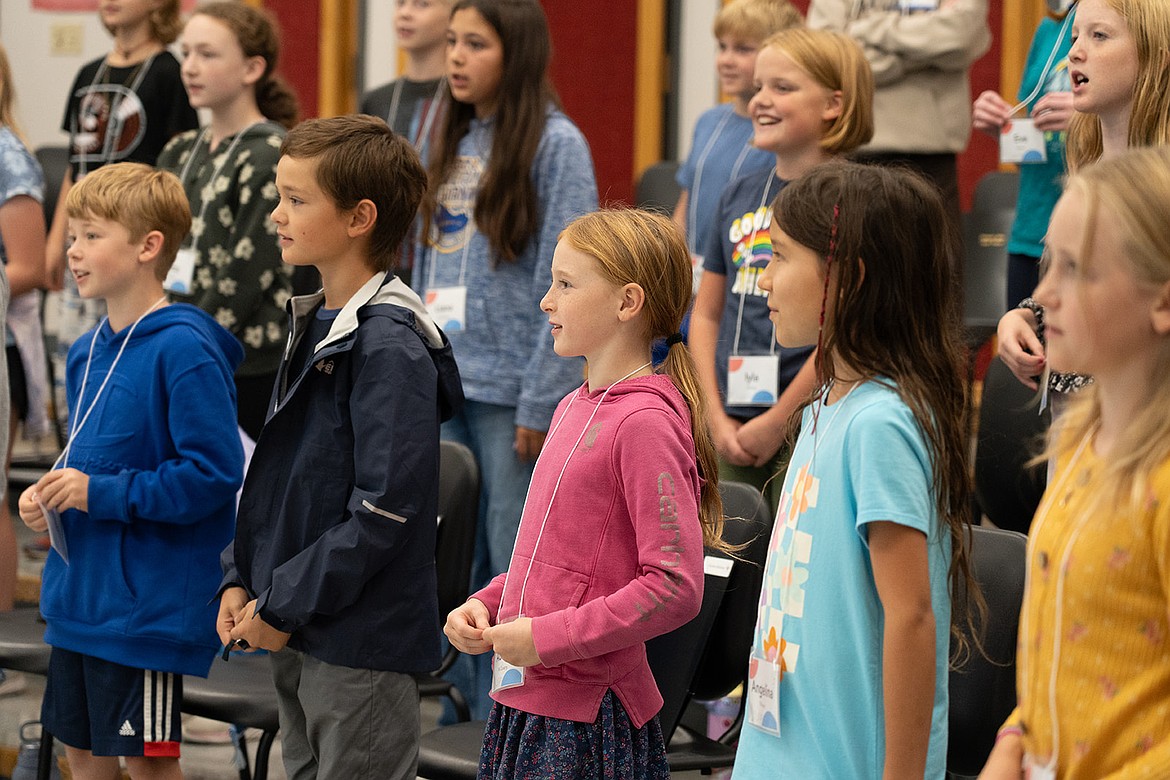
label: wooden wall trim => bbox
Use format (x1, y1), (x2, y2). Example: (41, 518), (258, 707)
(634, 0), (666, 177)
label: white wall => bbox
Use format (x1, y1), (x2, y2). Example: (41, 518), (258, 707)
(2, 2), (111, 151)
(676, 0), (720, 161)
(362, 0), (399, 95)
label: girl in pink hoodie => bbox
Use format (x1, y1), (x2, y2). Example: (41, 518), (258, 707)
(445, 209), (725, 779)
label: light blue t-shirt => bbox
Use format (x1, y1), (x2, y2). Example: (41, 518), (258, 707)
(733, 381), (951, 779)
(676, 104), (773, 256)
(1008, 12), (1074, 259)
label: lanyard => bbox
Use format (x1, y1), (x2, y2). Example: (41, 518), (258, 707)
(1018, 428), (1095, 770)
(731, 170), (778, 357)
(56, 297), (167, 470)
(176, 123), (266, 253)
(688, 109), (753, 253)
(387, 78), (446, 151)
(73, 55), (156, 178)
(497, 362), (653, 620)
(1010, 12), (1075, 116)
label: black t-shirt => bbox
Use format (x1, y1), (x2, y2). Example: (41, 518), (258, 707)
(61, 51), (198, 178)
(291, 306), (340, 382)
(359, 77), (444, 141)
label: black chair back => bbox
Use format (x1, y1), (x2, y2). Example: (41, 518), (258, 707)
(962, 170), (1019, 346)
(634, 160), (682, 215)
(948, 525), (1027, 776)
(974, 357), (1048, 533)
(435, 440), (480, 621)
(34, 146), (69, 227)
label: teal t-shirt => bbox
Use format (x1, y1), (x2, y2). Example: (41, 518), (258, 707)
(732, 381), (951, 779)
(1008, 13), (1074, 259)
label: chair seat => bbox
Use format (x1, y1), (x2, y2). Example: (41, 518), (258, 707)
(182, 652), (280, 733)
(664, 724), (737, 772)
(0, 608), (50, 675)
(419, 720), (485, 780)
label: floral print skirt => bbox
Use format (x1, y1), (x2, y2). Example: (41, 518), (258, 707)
(477, 690), (670, 780)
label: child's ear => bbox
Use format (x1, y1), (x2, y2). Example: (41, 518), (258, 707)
(1151, 279), (1170, 336)
(347, 200), (377, 239)
(138, 230), (165, 265)
(243, 55), (266, 87)
(822, 90), (843, 123)
(616, 282), (646, 322)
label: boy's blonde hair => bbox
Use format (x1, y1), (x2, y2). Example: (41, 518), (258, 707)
(761, 27), (874, 155)
(714, 0), (803, 41)
(1050, 146), (1170, 510)
(102, 0), (183, 45)
(1066, 0), (1170, 171)
(66, 163), (191, 280)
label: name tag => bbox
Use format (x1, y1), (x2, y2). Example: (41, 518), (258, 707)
(1000, 118), (1048, 164)
(727, 355), (779, 406)
(1025, 757), (1056, 780)
(899, 0), (939, 10)
(164, 247), (198, 295)
(746, 655), (781, 736)
(490, 652), (525, 693)
(425, 286), (467, 333)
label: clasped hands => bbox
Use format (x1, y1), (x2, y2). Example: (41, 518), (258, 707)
(444, 598), (542, 667)
(217, 586), (292, 653)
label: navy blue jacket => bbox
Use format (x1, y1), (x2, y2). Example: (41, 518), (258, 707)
(222, 273), (464, 671)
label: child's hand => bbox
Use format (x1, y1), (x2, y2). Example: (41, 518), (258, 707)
(997, 309), (1046, 391)
(482, 617), (541, 668)
(36, 468), (90, 513)
(217, 587), (251, 647)
(444, 598), (494, 655)
(514, 426), (547, 462)
(1030, 92), (1074, 133)
(972, 90), (1012, 138)
(229, 599), (291, 652)
(977, 730), (1025, 779)
(17, 485), (48, 532)
(736, 416), (783, 468)
(710, 412), (755, 467)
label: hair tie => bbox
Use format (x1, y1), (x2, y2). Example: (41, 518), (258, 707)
(665, 332), (684, 347)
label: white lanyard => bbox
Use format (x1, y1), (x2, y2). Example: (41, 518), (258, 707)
(1010, 12), (1075, 116)
(688, 110), (753, 252)
(56, 296), (167, 470)
(387, 78), (446, 151)
(176, 123), (264, 253)
(74, 55), (156, 178)
(498, 362), (653, 620)
(1018, 428), (1095, 771)
(731, 171), (777, 357)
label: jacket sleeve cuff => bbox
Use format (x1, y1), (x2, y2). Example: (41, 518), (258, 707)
(255, 587), (296, 634)
(86, 473), (129, 523)
(514, 402), (557, 433)
(530, 611), (578, 668)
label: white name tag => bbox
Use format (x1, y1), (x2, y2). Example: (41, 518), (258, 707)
(164, 247), (198, 295)
(899, 0), (939, 10)
(425, 285), (467, 333)
(690, 253), (705, 297)
(727, 355), (779, 406)
(1025, 757), (1056, 780)
(490, 652), (525, 693)
(746, 655), (781, 736)
(1000, 118), (1048, 164)
(703, 556), (734, 578)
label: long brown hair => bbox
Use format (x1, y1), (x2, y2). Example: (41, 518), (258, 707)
(771, 161), (980, 659)
(1065, 0), (1170, 171)
(0, 44), (27, 146)
(422, 0), (560, 264)
(559, 209), (725, 550)
(190, 2), (299, 130)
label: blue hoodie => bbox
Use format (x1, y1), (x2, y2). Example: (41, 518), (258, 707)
(412, 109), (597, 431)
(40, 303), (244, 678)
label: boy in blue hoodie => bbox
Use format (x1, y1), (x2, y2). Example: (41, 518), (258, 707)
(18, 162), (244, 778)
(218, 115), (463, 780)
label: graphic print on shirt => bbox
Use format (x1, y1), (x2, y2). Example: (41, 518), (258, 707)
(729, 204), (772, 299)
(747, 462), (816, 733)
(430, 155), (484, 255)
(72, 84), (146, 166)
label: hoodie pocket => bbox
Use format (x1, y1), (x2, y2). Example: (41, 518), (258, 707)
(42, 517), (136, 635)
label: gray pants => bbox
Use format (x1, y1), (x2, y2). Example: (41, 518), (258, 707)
(270, 648), (420, 780)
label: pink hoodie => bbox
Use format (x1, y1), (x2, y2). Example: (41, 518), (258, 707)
(473, 374), (705, 728)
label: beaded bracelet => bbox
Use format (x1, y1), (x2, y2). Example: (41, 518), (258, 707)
(996, 725), (1024, 744)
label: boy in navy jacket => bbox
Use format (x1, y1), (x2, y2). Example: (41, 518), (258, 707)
(18, 163), (244, 777)
(218, 115), (463, 780)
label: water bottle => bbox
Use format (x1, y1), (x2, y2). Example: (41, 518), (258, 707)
(12, 721), (60, 780)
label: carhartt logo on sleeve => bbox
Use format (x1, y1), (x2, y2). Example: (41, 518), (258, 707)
(119, 720), (136, 737)
(315, 359), (335, 375)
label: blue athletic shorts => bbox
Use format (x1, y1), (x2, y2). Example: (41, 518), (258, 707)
(42, 646), (183, 757)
